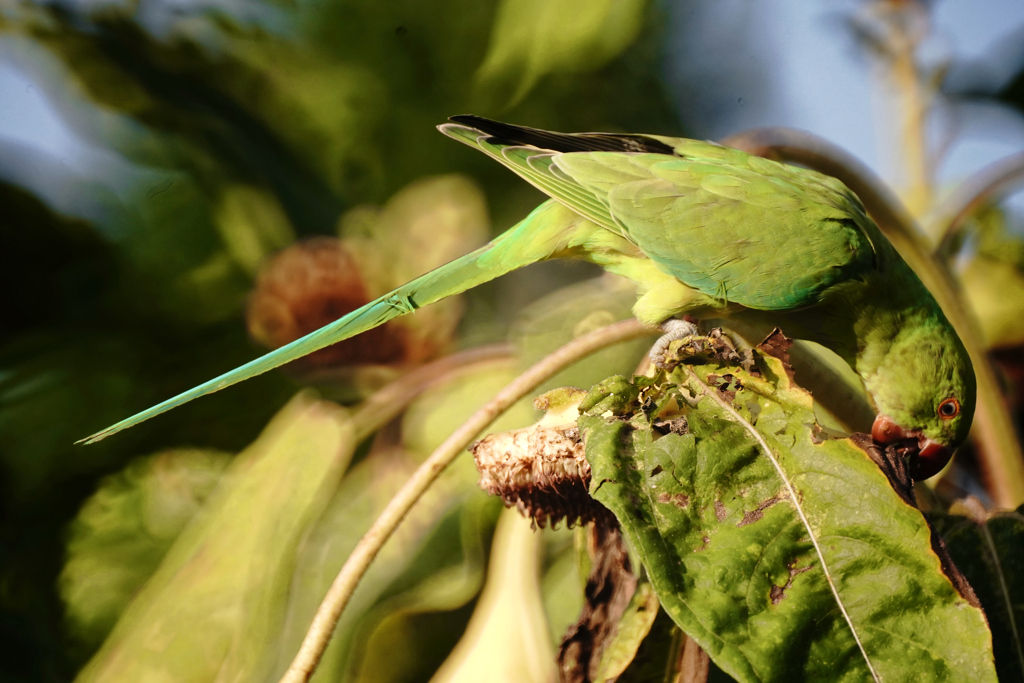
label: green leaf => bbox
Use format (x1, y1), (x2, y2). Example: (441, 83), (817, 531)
(540, 528), (586, 646)
(75, 393), (356, 682)
(580, 353), (996, 682)
(591, 580), (661, 682)
(961, 256), (1024, 349)
(60, 448), (232, 650)
(701, 319), (874, 434)
(958, 204), (1024, 348)
(433, 509), (557, 683)
(331, 495), (500, 683)
(474, 0), (647, 106)
(274, 451), (497, 683)
(929, 504), (1024, 682)
(214, 185), (295, 276)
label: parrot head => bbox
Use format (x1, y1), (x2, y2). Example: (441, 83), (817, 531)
(863, 322), (976, 480)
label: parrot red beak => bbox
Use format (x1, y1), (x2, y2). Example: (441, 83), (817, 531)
(871, 414), (952, 480)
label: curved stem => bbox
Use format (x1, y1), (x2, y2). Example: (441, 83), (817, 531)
(932, 150), (1024, 258)
(279, 319), (655, 683)
(723, 128), (1024, 508)
(349, 343), (513, 441)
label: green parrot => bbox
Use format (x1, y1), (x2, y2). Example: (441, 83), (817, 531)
(81, 116), (974, 479)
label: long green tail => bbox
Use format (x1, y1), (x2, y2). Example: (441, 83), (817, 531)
(80, 200), (582, 444)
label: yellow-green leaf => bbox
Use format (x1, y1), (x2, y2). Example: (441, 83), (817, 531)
(475, 0), (647, 106)
(581, 354), (996, 682)
(75, 393), (356, 682)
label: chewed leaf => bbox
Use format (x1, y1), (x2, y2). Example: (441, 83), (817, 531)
(580, 353), (996, 683)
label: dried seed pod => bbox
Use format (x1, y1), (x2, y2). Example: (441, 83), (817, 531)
(246, 237), (406, 371)
(472, 388), (611, 528)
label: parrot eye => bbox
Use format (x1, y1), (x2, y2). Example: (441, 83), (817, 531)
(937, 397), (960, 419)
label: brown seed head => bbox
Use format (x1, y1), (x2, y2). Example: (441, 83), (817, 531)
(472, 422), (611, 528)
(246, 237), (406, 370)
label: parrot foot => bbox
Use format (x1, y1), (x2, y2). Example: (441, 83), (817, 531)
(649, 318), (700, 368)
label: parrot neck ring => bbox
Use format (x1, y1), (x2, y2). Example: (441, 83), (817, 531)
(871, 414), (951, 481)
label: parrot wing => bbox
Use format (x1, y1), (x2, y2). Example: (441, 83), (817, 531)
(441, 116), (877, 311)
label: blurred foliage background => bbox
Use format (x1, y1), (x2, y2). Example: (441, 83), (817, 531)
(1, 0), (1023, 680)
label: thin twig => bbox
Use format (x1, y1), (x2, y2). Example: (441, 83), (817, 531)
(932, 150), (1024, 258)
(279, 319), (655, 683)
(723, 128), (1024, 508)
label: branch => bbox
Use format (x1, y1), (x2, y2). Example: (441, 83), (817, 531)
(278, 319), (656, 683)
(723, 128), (1024, 508)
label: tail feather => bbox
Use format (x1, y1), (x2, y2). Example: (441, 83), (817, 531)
(80, 200), (580, 444)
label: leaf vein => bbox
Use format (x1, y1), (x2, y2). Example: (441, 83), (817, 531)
(684, 367), (881, 683)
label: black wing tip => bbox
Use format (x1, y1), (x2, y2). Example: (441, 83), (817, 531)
(445, 115), (532, 146)
(447, 115), (512, 132)
(448, 114), (488, 126)
(443, 115), (676, 156)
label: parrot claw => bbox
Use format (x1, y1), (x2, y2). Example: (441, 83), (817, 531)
(650, 318), (700, 368)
